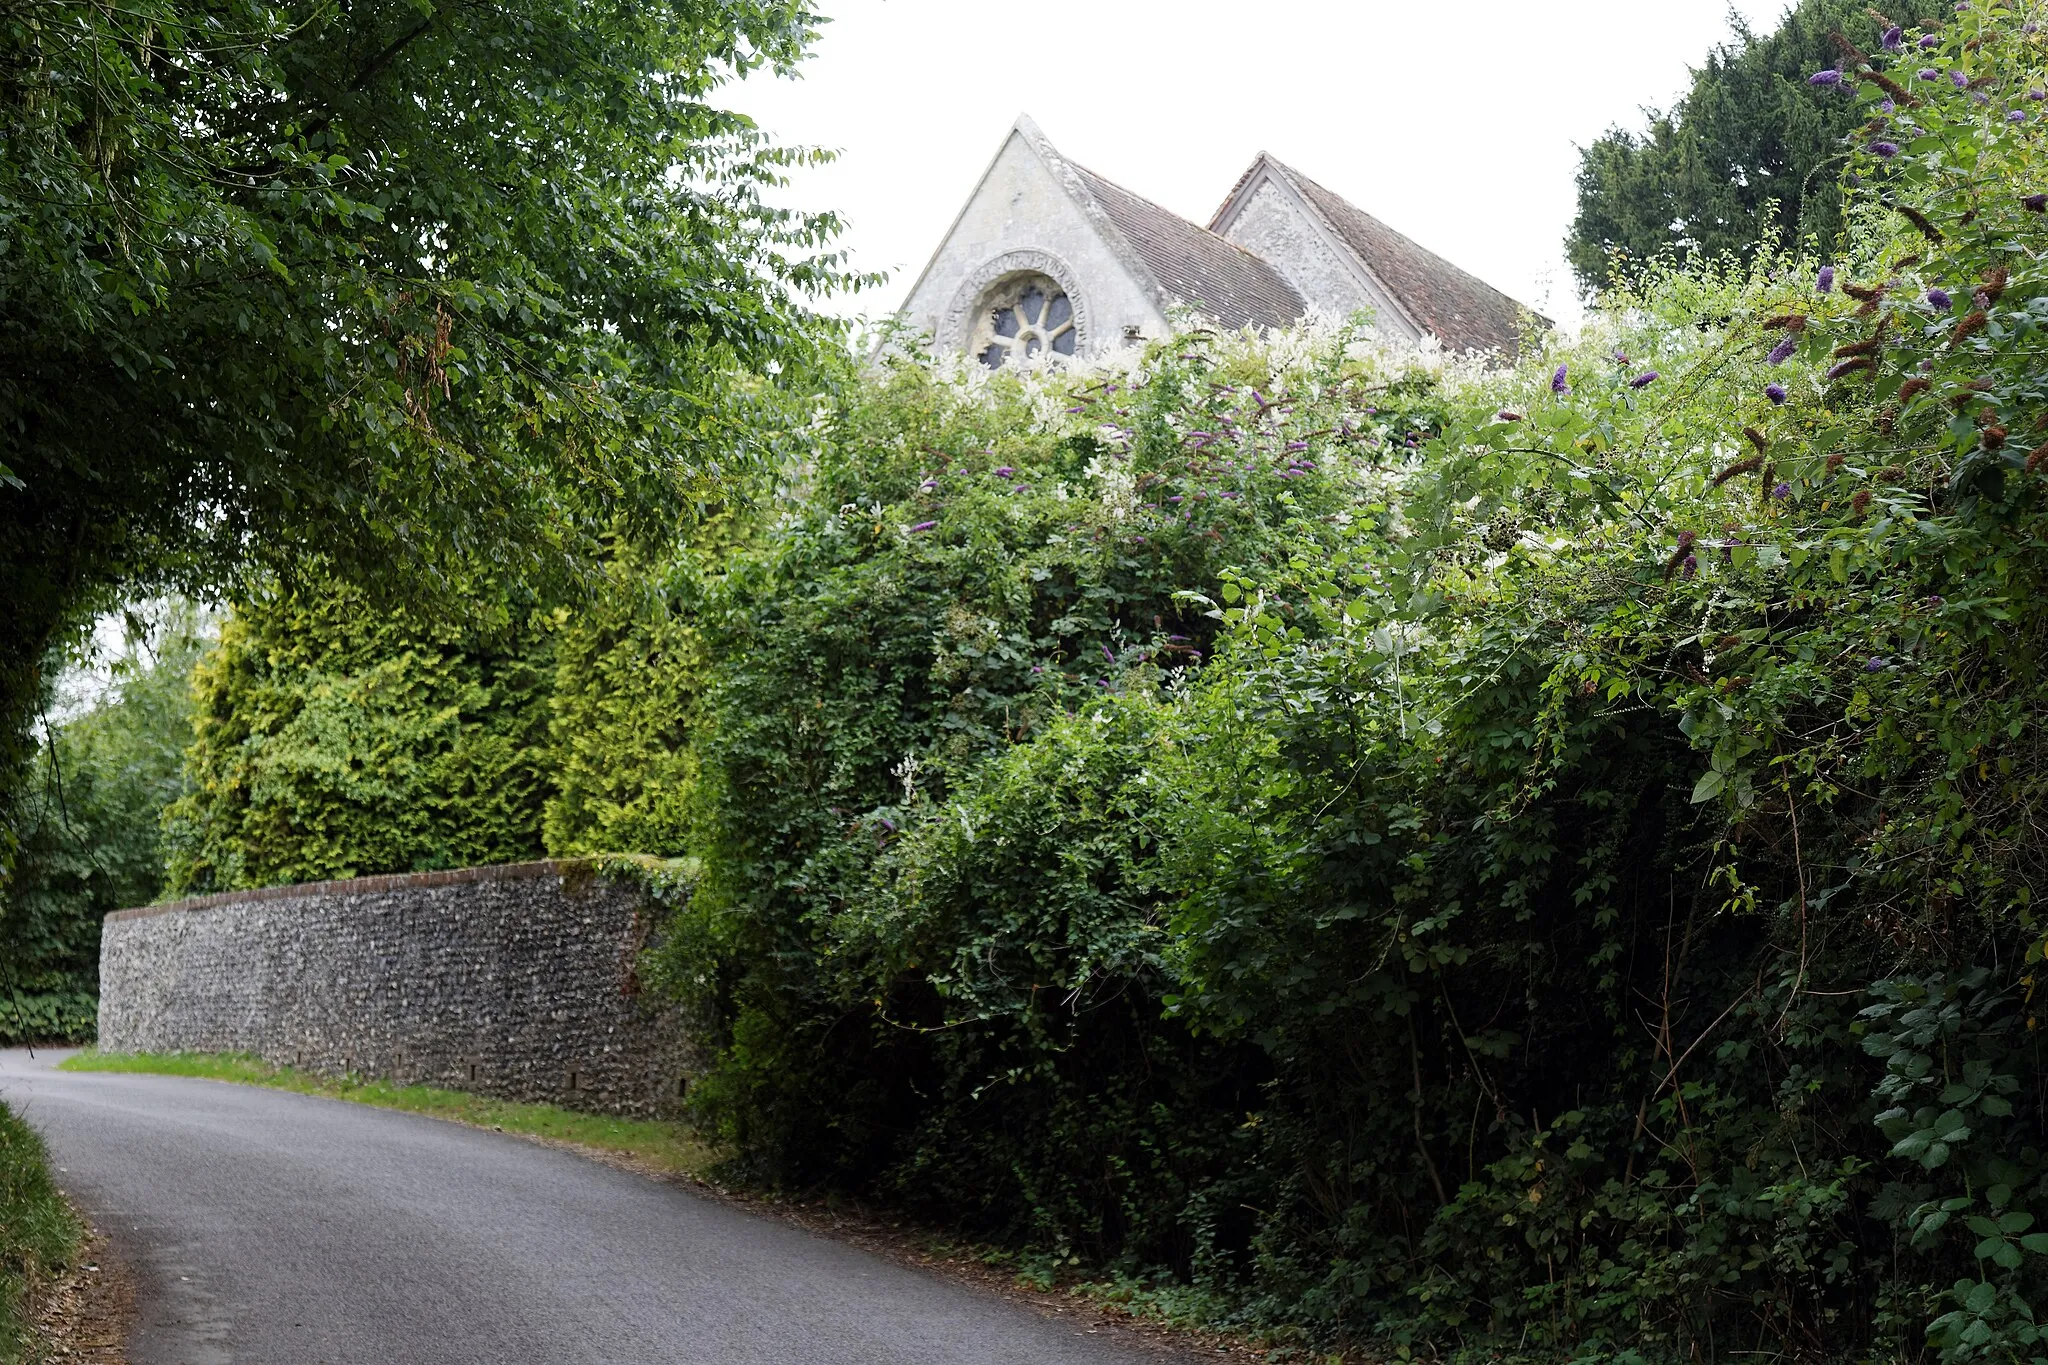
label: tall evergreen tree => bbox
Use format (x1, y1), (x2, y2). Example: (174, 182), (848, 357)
(1567, 0), (1949, 291)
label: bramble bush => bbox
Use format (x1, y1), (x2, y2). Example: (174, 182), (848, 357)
(642, 5), (2048, 1356)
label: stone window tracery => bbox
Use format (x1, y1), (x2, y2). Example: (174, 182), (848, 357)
(972, 274), (1078, 367)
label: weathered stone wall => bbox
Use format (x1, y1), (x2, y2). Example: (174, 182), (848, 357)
(98, 861), (689, 1116)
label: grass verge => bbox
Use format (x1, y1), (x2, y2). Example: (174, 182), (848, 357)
(60, 1050), (716, 1180)
(0, 1099), (82, 1363)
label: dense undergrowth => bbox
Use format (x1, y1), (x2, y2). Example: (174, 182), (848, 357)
(150, 5), (2048, 1357)
(0, 607), (208, 1044)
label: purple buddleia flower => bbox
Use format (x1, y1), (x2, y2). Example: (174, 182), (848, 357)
(1918, 67), (1942, 80)
(1818, 265), (1836, 292)
(1951, 70), (1970, 89)
(1285, 439), (1309, 451)
(1809, 68), (1844, 87)
(2032, 89), (2048, 101)
(909, 520), (937, 533)
(1772, 480), (1792, 499)
(1768, 336), (1798, 365)
(2029, 22), (2043, 35)
(1101, 645), (1115, 662)
(2025, 194), (2048, 212)
(1871, 140), (1900, 156)
(1880, 98), (1897, 113)
(1920, 34), (1939, 49)
(1882, 24), (1904, 49)
(2011, 110), (2029, 123)
(1927, 287), (1953, 309)
(1552, 363), (1571, 393)
(1865, 656), (1888, 672)
(1681, 555), (1698, 579)
(1826, 359), (1865, 379)
(878, 818), (895, 832)
(993, 466), (1014, 477)
(1766, 382), (1788, 404)
(1954, 1), (1968, 10)
(1630, 371), (1660, 388)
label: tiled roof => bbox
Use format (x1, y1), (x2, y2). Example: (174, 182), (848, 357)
(1065, 163), (1306, 332)
(1261, 158), (1538, 355)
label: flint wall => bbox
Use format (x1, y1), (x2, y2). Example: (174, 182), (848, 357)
(97, 861), (687, 1116)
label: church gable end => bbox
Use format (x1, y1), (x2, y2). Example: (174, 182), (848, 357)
(1209, 158), (1422, 343)
(896, 117), (1171, 364)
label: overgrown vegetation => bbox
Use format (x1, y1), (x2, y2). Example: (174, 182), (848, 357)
(0, 1101), (80, 1360)
(73, 3), (2048, 1358)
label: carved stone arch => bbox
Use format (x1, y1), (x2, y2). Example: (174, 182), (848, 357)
(940, 249), (1093, 359)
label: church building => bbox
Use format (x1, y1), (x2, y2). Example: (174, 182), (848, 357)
(898, 115), (1539, 366)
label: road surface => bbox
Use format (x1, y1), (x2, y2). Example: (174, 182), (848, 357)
(2, 1049), (1193, 1364)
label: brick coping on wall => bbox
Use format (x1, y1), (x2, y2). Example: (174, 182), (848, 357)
(106, 861), (577, 924)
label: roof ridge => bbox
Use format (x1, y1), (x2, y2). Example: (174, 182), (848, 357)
(1060, 158), (1306, 330)
(1264, 156), (1540, 352)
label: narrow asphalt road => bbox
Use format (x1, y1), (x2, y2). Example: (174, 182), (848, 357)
(1, 1050), (1195, 1365)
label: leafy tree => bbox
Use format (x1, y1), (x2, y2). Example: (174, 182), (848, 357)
(2, 604), (209, 1042)
(0, 0), (854, 862)
(1567, 0), (1949, 291)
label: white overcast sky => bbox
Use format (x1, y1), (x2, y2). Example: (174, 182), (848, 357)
(724, 0), (1793, 333)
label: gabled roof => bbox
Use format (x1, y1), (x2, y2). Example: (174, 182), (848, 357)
(1008, 116), (1304, 333)
(1062, 162), (1305, 332)
(1213, 155), (1540, 355)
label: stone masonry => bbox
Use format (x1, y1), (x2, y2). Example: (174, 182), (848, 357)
(97, 861), (690, 1117)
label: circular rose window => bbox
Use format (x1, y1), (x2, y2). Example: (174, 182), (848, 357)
(972, 274), (1078, 368)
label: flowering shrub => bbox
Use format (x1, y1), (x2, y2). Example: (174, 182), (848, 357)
(646, 4), (2048, 1356)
